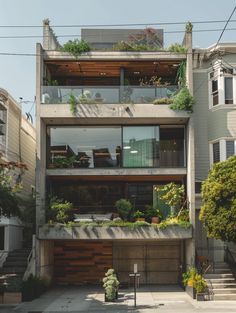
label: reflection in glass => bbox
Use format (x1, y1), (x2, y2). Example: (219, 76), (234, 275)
(123, 126), (159, 167)
(49, 127), (121, 168)
(159, 127), (185, 167)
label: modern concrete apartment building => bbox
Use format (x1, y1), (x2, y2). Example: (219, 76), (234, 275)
(0, 88), (36, 264)
(35, 20), (196, 285)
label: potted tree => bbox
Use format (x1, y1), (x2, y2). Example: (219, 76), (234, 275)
(115, 199), (132, 221)
(102, 269), (119, 302)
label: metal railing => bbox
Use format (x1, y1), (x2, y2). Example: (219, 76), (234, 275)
(41, 85), (178, 104)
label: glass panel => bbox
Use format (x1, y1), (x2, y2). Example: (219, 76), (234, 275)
(51, 181), (123, 213)
(41, 85), (178, 104)
(127, 183), (153, 210)
(122, 126), (159, 167)
(159, 127), (185, 167)
(226, 141), (235, 158)
(48, 127), (122, 168)
(213, 142), (220, 163)
(225, 77), (233, 104)
(212, 80), (219, 106)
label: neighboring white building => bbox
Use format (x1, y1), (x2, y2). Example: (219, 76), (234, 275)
(0, 88), (36, 266)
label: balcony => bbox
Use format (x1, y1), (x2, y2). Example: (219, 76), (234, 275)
(38, 223), (192, 240)
(41, 85), (178, 105)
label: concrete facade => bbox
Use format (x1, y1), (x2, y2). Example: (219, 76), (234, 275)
(35, 21), (195, 284)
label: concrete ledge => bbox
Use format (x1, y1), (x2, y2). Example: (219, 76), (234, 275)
(38, 225), (192, 240)
(39, 103), (190, 121)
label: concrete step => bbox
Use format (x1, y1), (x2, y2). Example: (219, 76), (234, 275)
(212, 268), (232, 274)
(211, 283), (236, 289)
(205, 273), (234, 279)
(214, 294), (236, 300)
(213, 288), (236, 294)
(206, 278), (236, 284)
(214, 263), (230, 269)
(3, 261), (28, 267)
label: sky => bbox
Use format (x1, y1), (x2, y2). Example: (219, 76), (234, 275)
(1, 0), (236, 122)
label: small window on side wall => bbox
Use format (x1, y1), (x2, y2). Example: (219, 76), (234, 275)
(226, 141), (235, 158)
(213, 142), (220, 163)
(224, 77), (233, 104)
(211, 79), (219, 106)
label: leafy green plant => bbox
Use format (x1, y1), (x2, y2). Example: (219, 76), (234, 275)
(115, 198), (132, 221)
(155, 183), (184, 210)
(47, 197), (73, 223)
(186, 21), (193, 32)
(200, 156), (236, 242)
(176, 60), (186, 87)
(68, 93), (78, 116)
(169, 87), (194, 112)
(194, 274), (207, 293)
(133, 210), (145, 218)
(153, 97), (173, 105)
(182, 268), (207, 294)
(145, 205), (162, 220)
(102, 269), (119, 302)
(159, 217), (191, 229)
(78, 90), (96, 104)
(61, 39), (91, 57)
(168, 43), (187, 53)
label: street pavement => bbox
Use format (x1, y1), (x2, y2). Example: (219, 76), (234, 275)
(0, 285), (236, 313)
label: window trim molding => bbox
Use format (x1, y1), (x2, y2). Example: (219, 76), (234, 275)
(209, 137), (236, 165)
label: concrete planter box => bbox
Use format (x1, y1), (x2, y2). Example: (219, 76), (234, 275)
(196, 293), (205, 301)
(39, 224), (192, 240)
(186, 286), (196, 299)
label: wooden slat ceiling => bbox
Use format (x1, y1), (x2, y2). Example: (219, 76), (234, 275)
(45, 60), (180, 78)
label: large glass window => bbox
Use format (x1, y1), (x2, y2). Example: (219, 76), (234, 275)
(122, 126), (159, 167)
(48, 126), (121, 168)
(224, 77), (233, 104)
(159, 127), (185, 167)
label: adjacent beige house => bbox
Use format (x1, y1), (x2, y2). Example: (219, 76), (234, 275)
(0, 88), (36, 265)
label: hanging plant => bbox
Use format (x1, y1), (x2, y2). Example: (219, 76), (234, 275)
(68, 93), (77, 116)
(176, 60), (186, 87)
(169, 87), (194, 112)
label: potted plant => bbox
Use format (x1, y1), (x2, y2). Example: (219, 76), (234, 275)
(145, 205), (162, 224)
(194, 274), (207, 301)
(102, 269), (119, 302)
(115, 199), (132, 221)
(182, 266), (198, 299)
(133, 210), (145, 221)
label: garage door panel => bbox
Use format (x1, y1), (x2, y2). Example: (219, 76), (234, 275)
(146, 259), (179, 271)
(114, 259), (145, 272)
(147, 246), (180, 259)
(113, 245), (145, 259)
(147, 271), (179, 284)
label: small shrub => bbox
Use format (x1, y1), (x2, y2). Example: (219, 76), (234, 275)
(115, 199), (132, 221)
(47, 197), (73, 223)
(133, 210), (145, 218)
(61, 39), (91, 57)
(153, 97), (173, 105)
(168, 43), (187, 53)
(170, 87), (194, 112)
(102, 269), (119, 302)
(68, 93), (77, 116)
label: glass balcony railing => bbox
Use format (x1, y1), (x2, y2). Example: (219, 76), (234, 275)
(41, 85), (178, 104)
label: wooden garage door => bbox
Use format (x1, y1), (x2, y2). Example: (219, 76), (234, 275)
(113, 241), (182, 284)
(54, 240), (112, 284)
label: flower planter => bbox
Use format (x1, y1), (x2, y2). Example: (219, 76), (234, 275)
(186, 285), (196, 299)
(135, 218), (145, 222)
(151, 217), (160, 224)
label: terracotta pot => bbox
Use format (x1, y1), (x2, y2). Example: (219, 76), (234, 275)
(151, 217), (160, 224)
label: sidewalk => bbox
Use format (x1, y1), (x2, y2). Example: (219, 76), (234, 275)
(1, 285), (236, 313)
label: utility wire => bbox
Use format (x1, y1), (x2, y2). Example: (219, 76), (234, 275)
(1, 27), (236, 39)
(1, 19), (236, 28)
(215, 5), (236, 48)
